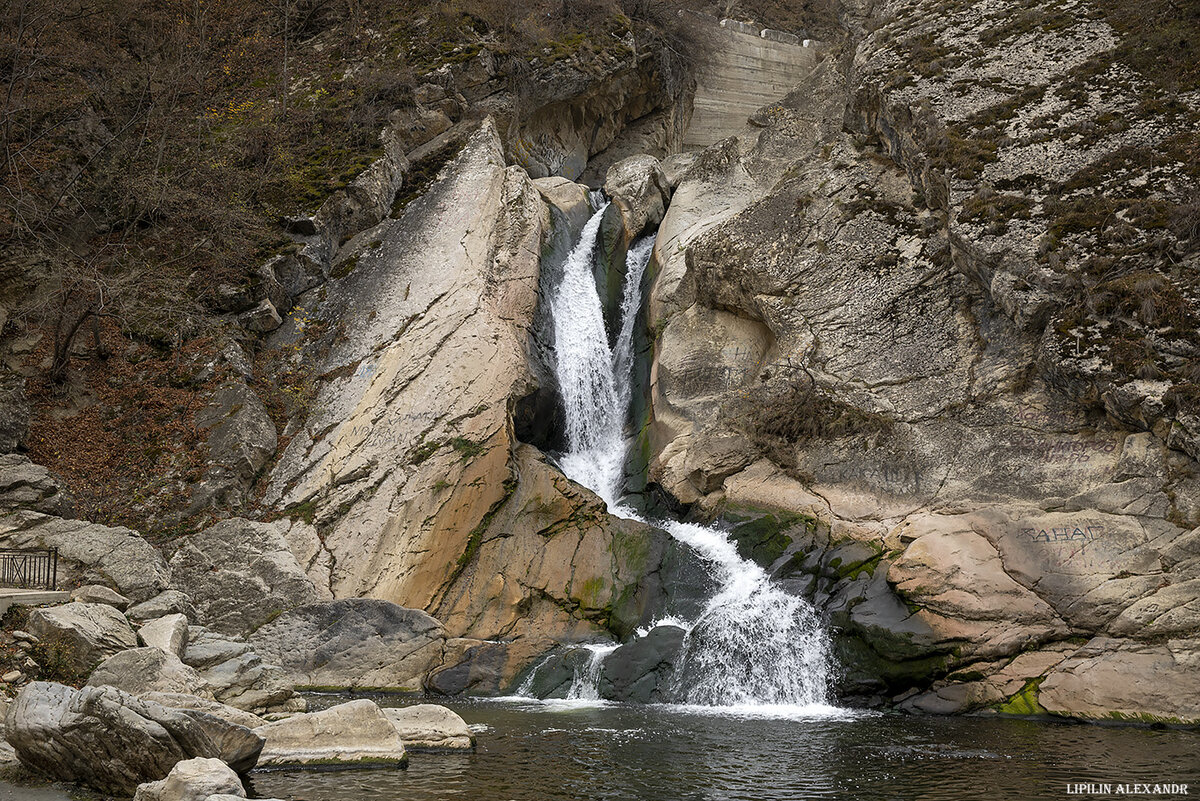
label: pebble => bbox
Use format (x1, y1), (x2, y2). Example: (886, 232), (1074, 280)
(2, 671), (22, 683)
(12, 631), (38, 644)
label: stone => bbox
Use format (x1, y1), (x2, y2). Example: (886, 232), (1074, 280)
(188, 385), (278, 514)
(1038, 639), (1200, 725)
(253, 699), (407, 767)
(70, 584), (131, 610)
(659, 152), (699, 190)
(139, 614), (190, 658)
(26, 602), (138, 674)
(382, 704), (474, 750)
(425, 637), (547, 696)
(6, 682), (263, 796)
(599, 626), (685, 703)
(0, 511), (169, 602)
(138, 693), (266, 730)
(237, 299), (282, 333)
(198, 652), (296, 714)
(533, 176), (593, 234)
(603, 154), (671, 240)
(183, 627), (251, 670)
(86, 648), (214, 699)
(3, 670), (22, 683)
(132, 757), (245, 801)
(0, 454), (70, 515)
(169, 518), (319, 637)
(0, 373), (30, 454)
(128, 591), (199, 622)
(248, 599), (445, 690)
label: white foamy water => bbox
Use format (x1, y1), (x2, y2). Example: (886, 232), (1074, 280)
(545, 205), (832, 709)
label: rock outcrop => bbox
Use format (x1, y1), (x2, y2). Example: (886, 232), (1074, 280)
(0, 511), (169, 602)
(253, 699), (407, 767)
(87, 648), (213, 699)
(6, 682), (263, 796)
(27, 602), (138, 674)
(632, 0), (1200, 724)
(169, 518), (320, 637)
(382, 704), (474, 750)
(248, 599), (444, 691)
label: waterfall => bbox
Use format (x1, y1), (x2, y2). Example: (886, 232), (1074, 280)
(546, 204), (833, 710)
(566, 644), (620, 701)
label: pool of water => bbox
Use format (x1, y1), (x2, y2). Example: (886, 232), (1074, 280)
(248, 696), (1200, 801)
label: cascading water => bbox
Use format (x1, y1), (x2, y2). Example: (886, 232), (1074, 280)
(545, 203), (833, 709)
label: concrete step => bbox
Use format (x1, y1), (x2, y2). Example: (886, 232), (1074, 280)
(0, 589), (71, 617)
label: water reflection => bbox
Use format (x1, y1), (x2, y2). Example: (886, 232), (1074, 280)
(248, 696), (1200, 801)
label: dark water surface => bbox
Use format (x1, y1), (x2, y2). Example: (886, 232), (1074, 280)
(248, 696), (1200, 801)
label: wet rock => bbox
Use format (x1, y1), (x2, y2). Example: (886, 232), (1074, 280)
(253, 699), (407, 767)
(382, 704), (474, 750)
(248, 599), (445, 690)
(138, 614), (190, 658)
(5, 682), (263, 796)
(169, 518), (319, 637)
(86, 648), (213, 699)
(425, 637), (539, 696)
(27, 602), (138, 674)
(0, 511), (169, 602)
(599, 626), (685, 703)
(70, 584), (131, 610)
(132, 757), (245, 801)
(128, 591), (199, 623)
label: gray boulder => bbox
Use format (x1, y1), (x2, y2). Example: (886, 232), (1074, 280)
(382, 704), (474, 750)
(5, 682), (263, 796)
(27, 602), (138, 674)
(139, 614), (190, 657)
(0, 511), (169, 602)
(199, 652), (297, 714)
(87, 648), (213, 699)
(0, 454), (70, 515)
(248, 599), (445, 690)
(182, 627), (250, 669)
(128, 591), (199, 622)
(169, 518), (319, 637)
(598, 625), (685, 703)
(602, 155), (671, 239)
(70, 584), (131, 610)
(132, 757), (244, 801)
(138, 693), (266, 730)
(188, 383), (278, 513)
(253, 699), (407, 767)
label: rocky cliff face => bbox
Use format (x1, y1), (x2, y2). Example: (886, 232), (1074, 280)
(640, 0), (1200, 722)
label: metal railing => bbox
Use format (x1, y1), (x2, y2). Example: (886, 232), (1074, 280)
(0, 548), (58, 590)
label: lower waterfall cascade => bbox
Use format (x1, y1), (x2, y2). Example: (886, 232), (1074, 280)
(541, 201), (834, 710)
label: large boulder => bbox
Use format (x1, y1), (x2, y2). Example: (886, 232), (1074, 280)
(27, 602), (138, 674)
(598, 625), (685, 703)
(182, 626), (250, 670)
(169, 518), (320, 637)
(5, 682), (263, 796)
(128, 591), (199, 623)
(253, 699), (407, 767)
(0, 511), (168, 602)
(602, 154), (671, 240)
(382, 704), (473, 750)
(248, 599), (445, 690)
(138, 693), (266, 730)
(188, 382), (278, 513)
(86, 648), (213, 699)
(199, 652), (297, 714)
(139, 614), (190, 658)
(132, 757), (244, 801)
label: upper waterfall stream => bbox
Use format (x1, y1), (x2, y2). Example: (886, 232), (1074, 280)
(544, 202), (834, 711)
